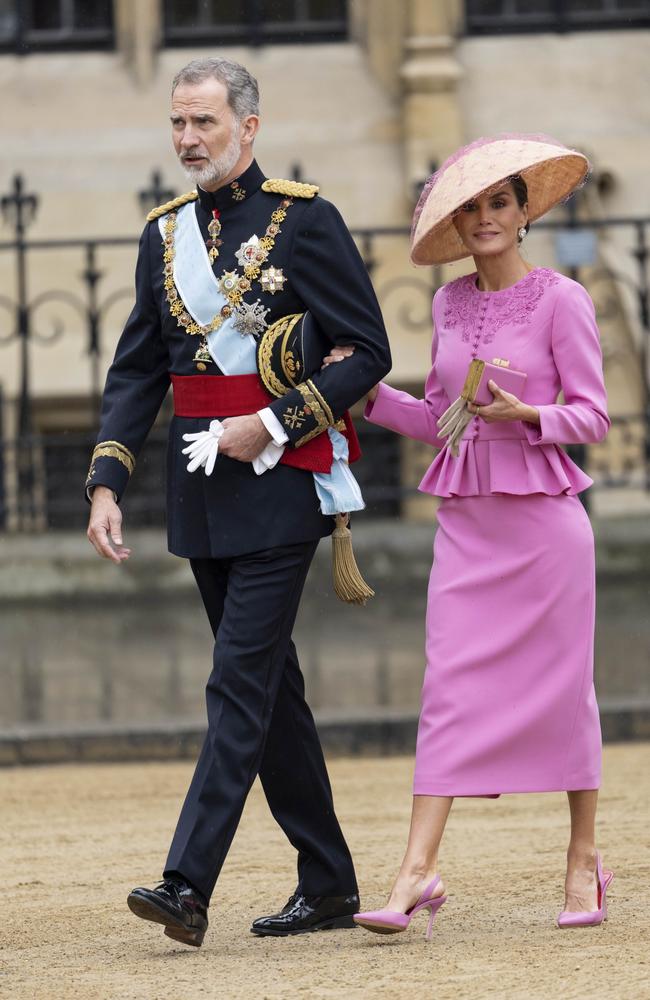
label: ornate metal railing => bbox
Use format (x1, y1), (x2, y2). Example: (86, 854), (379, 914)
(0, 171), (648, 530)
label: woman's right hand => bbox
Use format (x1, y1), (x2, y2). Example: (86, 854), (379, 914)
(321, 345), (355, 368)
(320, 344), (380, 402)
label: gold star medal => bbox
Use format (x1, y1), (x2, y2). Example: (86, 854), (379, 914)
(218, 270), (240, 295)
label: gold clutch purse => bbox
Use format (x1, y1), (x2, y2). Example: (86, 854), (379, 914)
(461, 358), (527, 406)
(438, 358), (527, 457)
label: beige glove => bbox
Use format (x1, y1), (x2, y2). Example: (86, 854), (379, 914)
(436, 397), (473, 458)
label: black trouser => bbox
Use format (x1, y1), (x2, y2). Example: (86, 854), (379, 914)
(164, 541), (357, 904)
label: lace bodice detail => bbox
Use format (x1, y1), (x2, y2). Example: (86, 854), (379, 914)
(443, 267), (561, 344)
(366, 270), (609, 499)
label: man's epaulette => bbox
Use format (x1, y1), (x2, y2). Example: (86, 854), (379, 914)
(262, 179), (319, 199)
(146, 190), (198, 222)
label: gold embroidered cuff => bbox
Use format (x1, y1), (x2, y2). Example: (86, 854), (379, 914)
(86, 440), (136, 483)
(287, 380), (336, 447)
(306, 379), (334, 425)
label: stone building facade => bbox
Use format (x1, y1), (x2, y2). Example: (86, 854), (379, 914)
(0, 0), (648, 524)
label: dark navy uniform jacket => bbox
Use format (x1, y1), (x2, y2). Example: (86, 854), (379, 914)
(86, 160), (391, 558)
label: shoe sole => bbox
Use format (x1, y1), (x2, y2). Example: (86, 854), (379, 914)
(353, 920), (404, 935)
(557, 916), (607, 929)
(250, 914), (357, 937)
(164, 925), (204, 947)
(127, 893), (205, 947)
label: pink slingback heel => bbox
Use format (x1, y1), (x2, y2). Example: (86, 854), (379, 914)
(557, 852), (614, 928)
(353, 875), (447, 941)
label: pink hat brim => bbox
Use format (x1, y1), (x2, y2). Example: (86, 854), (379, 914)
(410, 134), (590, 266)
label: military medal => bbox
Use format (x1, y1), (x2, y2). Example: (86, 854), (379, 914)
(206, 209), (222, 263)
(230, 179), (246, 202)
(193, 338), (212, 371)
(259, 266), (286, 294)
(162, 196), (294, 341)
(233, 299), (270, 338)
(235, 235), (269, 270)
(218, 270), (239, 296)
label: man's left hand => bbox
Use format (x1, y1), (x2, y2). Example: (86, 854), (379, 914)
(219, 413), (272, 462)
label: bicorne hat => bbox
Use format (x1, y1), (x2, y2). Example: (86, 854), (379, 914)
(256, 311), (328, 398)
(256, 311), (375, 607)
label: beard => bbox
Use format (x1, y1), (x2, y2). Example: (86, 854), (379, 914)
(179, 123), (242, 188)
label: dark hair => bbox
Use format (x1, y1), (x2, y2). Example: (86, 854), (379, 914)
(510, 174), (530, 240)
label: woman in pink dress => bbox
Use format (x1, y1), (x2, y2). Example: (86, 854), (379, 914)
(344, 135), (613, 935)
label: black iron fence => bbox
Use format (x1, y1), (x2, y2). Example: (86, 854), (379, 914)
(1, 171), (649, 531)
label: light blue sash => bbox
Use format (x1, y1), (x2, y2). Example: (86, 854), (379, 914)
(158, 203), (257, 374)
(161, 202), (364, 514)
(313, 429), (364, 515)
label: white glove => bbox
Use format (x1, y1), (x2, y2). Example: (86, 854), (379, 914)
(436, 397), (473, 458)
(182, 419), (223, 475)
(182, 420), (285, 477)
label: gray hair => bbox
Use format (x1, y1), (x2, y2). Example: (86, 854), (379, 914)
(171, 58), (260, 121)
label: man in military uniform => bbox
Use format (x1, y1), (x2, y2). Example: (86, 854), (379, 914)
(86, 57), (390, 947)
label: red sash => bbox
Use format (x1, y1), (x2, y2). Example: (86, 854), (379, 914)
(171, 373), (361, 474)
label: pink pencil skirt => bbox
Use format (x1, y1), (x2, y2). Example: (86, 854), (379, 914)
(413, 493), (601, 796)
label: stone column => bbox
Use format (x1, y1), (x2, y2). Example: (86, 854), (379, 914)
(114, 0), (161, 87)
(350, 1), (465, 523)
(398, 2), (464, 521)
(349, 0), (408, 99)
(400, 0), (464, 201)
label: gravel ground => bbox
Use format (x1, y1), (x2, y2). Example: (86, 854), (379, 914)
(2, 744), (648, 1000)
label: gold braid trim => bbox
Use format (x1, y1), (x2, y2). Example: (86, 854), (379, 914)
(262, 179), (319, 199)
(294, 382), (331, 447)
(258, 313), (303, 398)
(88, 441), (136, 477)
(146, 190), (198, 222)
(281, 324), (302, 388)
(306, 379), (334, 426)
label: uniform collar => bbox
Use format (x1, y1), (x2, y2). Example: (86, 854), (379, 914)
(197, 160), (266, 213)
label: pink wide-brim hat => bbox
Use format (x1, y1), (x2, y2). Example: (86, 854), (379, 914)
(410, 133), (590, 266)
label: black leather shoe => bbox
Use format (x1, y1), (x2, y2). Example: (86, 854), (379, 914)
(251, 891), (359, 937)
(127, 879), (208, 947)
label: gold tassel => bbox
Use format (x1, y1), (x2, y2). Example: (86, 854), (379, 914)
(331, 513), (375, 605)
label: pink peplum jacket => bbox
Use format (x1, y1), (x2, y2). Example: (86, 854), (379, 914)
(365, 267), (610, 497)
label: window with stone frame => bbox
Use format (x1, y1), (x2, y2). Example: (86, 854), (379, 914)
(465, 0), (650, 34)
(0, 0), (114, 53)
(163, 0), (348, 46)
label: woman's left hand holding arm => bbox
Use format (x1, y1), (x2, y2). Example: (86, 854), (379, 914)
(469, 379), (540, 425)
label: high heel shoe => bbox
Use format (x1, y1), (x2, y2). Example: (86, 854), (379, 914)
(353, 875), (447, 941)
(557, 852), (614, 928)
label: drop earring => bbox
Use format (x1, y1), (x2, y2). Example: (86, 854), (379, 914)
(518, 226), (527, 241)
